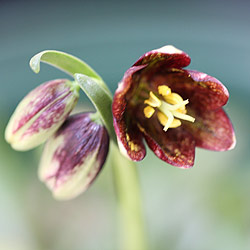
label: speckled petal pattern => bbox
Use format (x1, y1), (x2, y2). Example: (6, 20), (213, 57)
(183, 108), (236, 151)
(134, 45), (191, 69)
(138, 114), (195, 168)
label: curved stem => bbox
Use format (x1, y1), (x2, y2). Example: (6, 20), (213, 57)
(111, 142), (148, 250)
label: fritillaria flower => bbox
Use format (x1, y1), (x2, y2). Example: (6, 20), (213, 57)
(5, 79), (79, 151)
(112, 45), (236, 168)
(39, 113), (110, 200)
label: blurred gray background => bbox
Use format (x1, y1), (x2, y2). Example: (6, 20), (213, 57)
(0, 0), (250, 249)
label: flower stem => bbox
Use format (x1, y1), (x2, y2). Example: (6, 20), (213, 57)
(110, 142), (148, 250)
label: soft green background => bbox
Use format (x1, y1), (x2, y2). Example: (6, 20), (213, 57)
(1, 0), (250, 249)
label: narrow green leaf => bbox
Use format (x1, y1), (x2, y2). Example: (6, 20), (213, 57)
(29, 50), (111, 94)
(74, 73), (116, 142)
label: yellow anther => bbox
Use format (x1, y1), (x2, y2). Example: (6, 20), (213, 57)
(170, 118), (182, 128)
(158, 85), (171, 97)
(144, 91), (161, 107)
(177, 107), (187, 114)
(143, 85), (195, 132)
(157, 112), (181, 129)
(164, 93), (183, 104)
(157, 109), (174, 131)
(157, 112), (168, 127)
(144, 106), (155, 118)
(164, 93), (186, 113)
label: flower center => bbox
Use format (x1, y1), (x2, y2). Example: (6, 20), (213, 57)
(143, 85), (195, 132)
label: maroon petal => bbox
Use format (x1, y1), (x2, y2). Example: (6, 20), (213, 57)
(112, 65), (147, 161)
(133, 45), (191, 69)
(187, 70), (229, 110)
(112, 65), (146, 120)
(138, 115), (195, 168)
(148, 69), (229, 111)
(113, 118), (146, 161)
(183, 108), (236, 151)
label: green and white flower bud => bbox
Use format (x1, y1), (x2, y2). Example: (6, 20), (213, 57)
(39, 113), (110, 200)
(5, 79), (79, 151)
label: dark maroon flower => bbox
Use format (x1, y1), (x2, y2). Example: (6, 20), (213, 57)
(112, 45), (236, 168)
(39, 112), (109, 200)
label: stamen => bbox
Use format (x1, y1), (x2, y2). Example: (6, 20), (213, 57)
(164, 93), (183, 104)
(143, 85), (195, 132)
(144, 91), (161, 107)
(158, 85), (171, 96)
(171, 111), (195, 123)
(157, 111), (168, 127)
(160, 99), (189, 111)
(144, 106), (155, 118)
(157, 112), (181, 129)
(164, 93), (186, 113)
(160, 109), (174, 131)
(170, 118), (182, 128)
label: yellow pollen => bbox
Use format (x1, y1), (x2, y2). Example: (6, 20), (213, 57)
(130, 142), (139, 151)
(144, 91), (161, 107)
(157, 112), (182, 128)
(164, 92), (183, 104)
(144, 106), (155, 118)
(126, 133), (139, 152)
(158, 85), (171, 96)
(144, 85), (195, 131)
(164, 93), (186, 113)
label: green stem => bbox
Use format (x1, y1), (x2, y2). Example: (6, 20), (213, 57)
(110, 142), (148, 250)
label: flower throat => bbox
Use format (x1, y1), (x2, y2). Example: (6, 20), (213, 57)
(143, 85), (195, 131)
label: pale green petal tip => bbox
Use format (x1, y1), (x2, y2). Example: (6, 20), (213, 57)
(29, 51), (48, 73)
(40, 149), (101, 201)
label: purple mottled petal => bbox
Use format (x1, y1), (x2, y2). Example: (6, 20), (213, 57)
(183, 108), (236, 151)
(12, 79), (70, 134)
(21, 92), (75, 139)
(5, 78), (79, 151)
(148, 69), (229, 111)
(40, 113), (109, 199)
(138, 114), (195, 168)
(52, 113), (109, 184)
(113, 118), (146, 161)
(134, 45), (191, 69)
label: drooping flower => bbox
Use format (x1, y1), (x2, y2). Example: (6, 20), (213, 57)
(5, 79), (79, 151)
(112, 45), (236, 168)
(39, 112), (110, 200)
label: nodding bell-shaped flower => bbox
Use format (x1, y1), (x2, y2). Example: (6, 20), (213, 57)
(5, 79), (79, 151)
(112, 45), (236, 168)
(39, 113), (110, 200)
